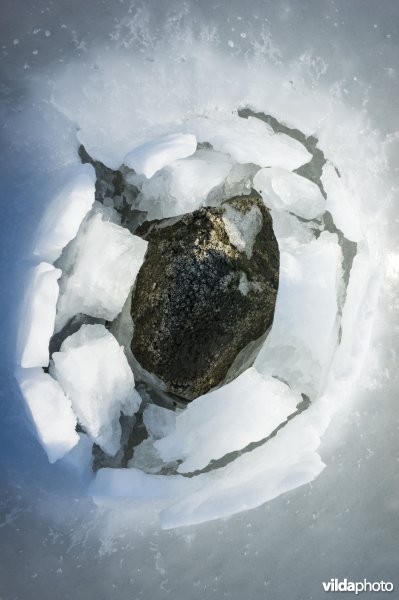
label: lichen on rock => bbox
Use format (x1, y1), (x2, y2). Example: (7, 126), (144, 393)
(131, 192), (279, 401)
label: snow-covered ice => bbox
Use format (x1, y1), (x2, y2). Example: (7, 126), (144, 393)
(55, 212), (148, 332)
(17, 262), (61, 368)
(16, 368), (79, 463)
(33, 164), (96, 263)
(155, 367), (301, 473)
(253, 167), (325, 220)
(124, 133), (197, 179)
(50, 324), (141, 456)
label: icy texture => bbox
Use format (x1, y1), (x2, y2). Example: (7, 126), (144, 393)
(185, 114), (312, 170)
(50, 324), (140, 456)
(321, 162), (363, 242)
(124, 133), (197, 178)
(16, 368), (79, 463)
(255, 232), (342, 398)
(222, 203), (263, 258)
(253, 167), (325, 220)
(33, 164), (96, 262)
(17, 262), (61, 368)
(155, 367), (300, 473)
(55, 212), (148, 332)
(130, 149), (233, 219)
(91, 413), (324, 529)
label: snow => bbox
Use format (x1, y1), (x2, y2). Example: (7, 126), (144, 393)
(17, 262), (61, 368)
(124, 133), (197, 179)
(155, 367), (300, 474)
(50, 324), (141, 456)
(55, 211), (148, 332)
(255, 232), (342, 398)
(15, 368), (79, 463)
(185, 114), (312, 171)
(130, 149), (233, 219)
(222, 203), (263, 258)
(253, 167), (325, 220)
(33, 164), (96, 263)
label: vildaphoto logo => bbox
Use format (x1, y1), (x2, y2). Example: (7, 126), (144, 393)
(322, 579), (394, 594)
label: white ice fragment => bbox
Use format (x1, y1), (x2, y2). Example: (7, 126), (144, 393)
(55, 212), (148, 332)
(253, 167), (325, 220)
(34, 164), (95, 262)
(124, 133), (197, 179)
(131, 149), (232, 219)
(18, 262), (61, 368)
(155, 367), (300, 474)
(222, 203), (263, 258)
(255, 232), (342, 398)
(186, 114), (311, 170)
(321, 162), (362, 242)
(16, 368), (79, 463)
(50, 324), (140, 456)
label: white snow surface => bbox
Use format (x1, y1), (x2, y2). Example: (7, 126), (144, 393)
(16, 368), (79, 463)
(33, 164), (96, 263)
(55, 211), (148, 332)
(155, 367), (300, 474)
(124, 133), (197, 179)
(17, 262), (61, 368)
(253, 167), (325, 220)
(50, 324), (141, 456)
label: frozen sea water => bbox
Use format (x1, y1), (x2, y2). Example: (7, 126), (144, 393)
(1, 1), (398, 599)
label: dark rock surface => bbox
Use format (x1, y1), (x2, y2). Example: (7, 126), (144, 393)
(131, 193), (279, 401)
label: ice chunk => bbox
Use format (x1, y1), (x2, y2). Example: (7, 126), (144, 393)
(124, 133), (197, 179)
(34, 164), (95, 262)
(90, 414), (324, 529)
(321, 162), (362, 242)
(130, 149), (232, 219)
(222, 203), (263, 258)
(50, 324), (140, 456)
(16, 368), (79, 463)
(253, 167), (325, 220)
(143, 403), (177, 440)
(55, 212), (148, 332)
(255, 232), (342, 398)
(186, 114), (311, 170)
(17, 262), (61, 368)
(155, 367), (300, 473)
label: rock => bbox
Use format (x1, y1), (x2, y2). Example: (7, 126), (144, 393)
(131, 193), (279, 401)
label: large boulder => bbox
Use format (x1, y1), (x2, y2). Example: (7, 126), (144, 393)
(131, 193), (279, 401)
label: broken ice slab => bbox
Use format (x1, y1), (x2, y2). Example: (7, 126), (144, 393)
(155, 367), (300, 474)
(16, 367), (79, 463)
(131, 148), (233, 219)
(33, 164), (96, 263)
(124, 133), (197, 179)
(253, 167), (325, 220)
(50, 324), (141, 456)
(255, 231), (342, 398)
(55, 211), (148, 333)
(17, 262), (61, 369)
(184, 114), (312, 171)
